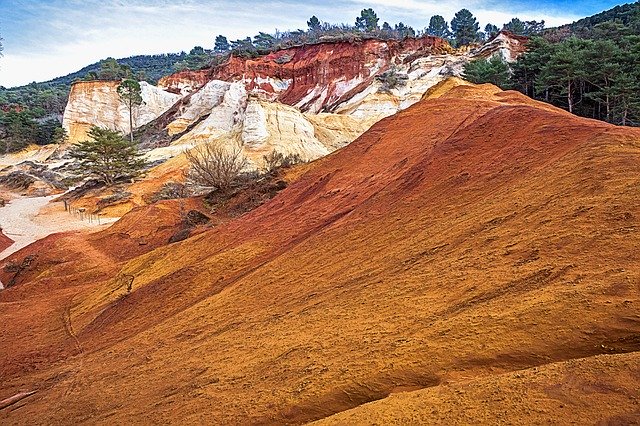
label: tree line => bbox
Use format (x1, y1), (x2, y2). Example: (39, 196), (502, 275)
(211, 8), (544, 59)
(464, 5), (640, 126)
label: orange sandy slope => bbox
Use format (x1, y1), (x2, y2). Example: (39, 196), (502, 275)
(1, 80), (639, 424)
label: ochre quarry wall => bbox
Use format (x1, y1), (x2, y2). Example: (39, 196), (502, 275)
(209, 36), (452, 112)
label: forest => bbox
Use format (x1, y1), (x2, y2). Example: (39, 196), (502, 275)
(464, 2), (640, 126)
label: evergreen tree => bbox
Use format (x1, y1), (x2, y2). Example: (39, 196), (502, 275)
(427, 15), (450, 38)
(355, 8), (379, 32)
(523, 20), (545, 36)
(117, 79), (143, 143)
(611, 72), (640, 125)
(536, 38), (586, 113)
(503, 18), (526, 35)
(214, 35), (230, 53)
(253, 32), (276, 50)
(70, 127), (146, 186)
(307, 16), (321, 31)
(485, 24), (499, 39)
(395, 22), (415, 38)
(381, 22), (393, 35)
(451, 9), (480, 46)
(511, 37), (553, 98)
(230, 38), (258, 58)
(463, 55), (512, 89)
(97, 58), (133, 80)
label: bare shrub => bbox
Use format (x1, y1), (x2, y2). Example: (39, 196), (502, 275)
(262, 150), (303, 174)
(185, 142), (248, 192)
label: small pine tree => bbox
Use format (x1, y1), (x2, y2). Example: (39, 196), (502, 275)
(451, 9), (480, 46)
(70, 127), (146, 186)
(427, 15), (451, 39)
(214, 35), (230, 53)
(355, 8), (379, 32)
(307, 16), (321, 32)
(117, 79), (143, 143)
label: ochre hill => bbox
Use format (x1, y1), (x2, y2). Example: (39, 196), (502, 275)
(1, 79), (639, 424)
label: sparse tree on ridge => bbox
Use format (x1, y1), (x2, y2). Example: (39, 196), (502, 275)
(503, 18), (526, 35)
(451, 9), (480, 46)
(355, 8), (379, 32)
(485, 23), (499, 39)
(307, 15), (321, 32)
(214, 35), (230, 53)
(427, 15), (451, 38)
(117, 78), (143, 143)
(395, 22), (415, 38)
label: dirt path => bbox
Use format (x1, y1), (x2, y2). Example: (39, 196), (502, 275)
(0, 194), (119, 284)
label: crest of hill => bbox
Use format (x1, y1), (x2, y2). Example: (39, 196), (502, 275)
(1, 78), (640, 424)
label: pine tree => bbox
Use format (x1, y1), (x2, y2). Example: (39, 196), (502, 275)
(536, 39), (585, 113)
(485, 24), (499, 39)
(427, 15), (450, 38)
(463, 56), (512, 89)
(117, 79), (143, 143)
(214, 35), (230, 53)
(70, 127), (146, 186)
(307, 16), (321, 32)
(611, 72), (640, 125)
(503, 18), (526, 35)
(355, 8), (379, 32)
(451, 9), (480, 46)
(395, 22), (415, 38)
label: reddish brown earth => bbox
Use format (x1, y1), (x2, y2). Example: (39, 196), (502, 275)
(158, 69), (211, 94)
(159, 37), (450, 112)
(0, 230), (13, 252)
(1, 80), (640, 424)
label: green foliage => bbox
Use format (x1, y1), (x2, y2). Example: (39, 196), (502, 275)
(451, 9), (480, 46)
(307, 16), (321, 31)
(484, 24), (499, 39)
(427, 15), (451, 38)
(551, 2), (640, 39)
(376, 66), (409, 92)
(0, 107), (66, 154)
(503, 18), (545, 36)
(355, 8), (379, 32)
(87, 57), (133, 81)
(70, 127), (146, 186)
(511, 17), (640, 126)
(117, 79), (143, 143)
(463, 56), (512, 89)
(214, 35), (230, 53)
(395, 23), (415, 38)
(253, 32), (276, 50)
(230, 38), (259, 58)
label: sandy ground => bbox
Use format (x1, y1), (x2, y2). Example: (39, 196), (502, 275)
(0, 193), (118, 285)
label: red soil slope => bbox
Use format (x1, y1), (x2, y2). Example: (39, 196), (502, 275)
(1, 80), (640, 424)
(0, 230), (13, 252)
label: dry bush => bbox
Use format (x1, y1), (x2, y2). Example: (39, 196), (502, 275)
(262, 150), (303, 174)
(185, 142), (248, 192)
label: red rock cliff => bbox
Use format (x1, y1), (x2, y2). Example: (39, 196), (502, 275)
(162, 36), (452, 113)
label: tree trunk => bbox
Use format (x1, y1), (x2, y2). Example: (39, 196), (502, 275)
(129, 99), (134, 144)
(567, 80), (573, 113)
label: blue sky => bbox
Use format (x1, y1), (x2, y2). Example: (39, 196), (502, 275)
(0, 0), (632, 87)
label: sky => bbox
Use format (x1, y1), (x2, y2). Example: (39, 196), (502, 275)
(0, 0), (632, 88)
